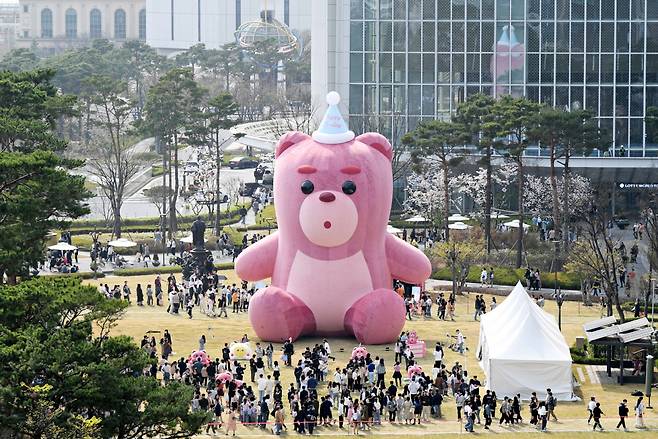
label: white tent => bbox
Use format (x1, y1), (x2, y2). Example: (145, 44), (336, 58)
(448, 214), (470, 222)
(477, 282), (576, 401)
(502, 219), (530, 229)
(448, 221), (472, 230)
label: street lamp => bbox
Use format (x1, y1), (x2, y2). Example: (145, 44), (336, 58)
(556, 288), (565, 330)
(550, 239), (564, 329)
(264, 217), (274, 235)
(447, 242), (458, 300)
(159, 212), (167, 266)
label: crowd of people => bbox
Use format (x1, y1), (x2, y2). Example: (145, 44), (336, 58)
(129, 325), (658, 436)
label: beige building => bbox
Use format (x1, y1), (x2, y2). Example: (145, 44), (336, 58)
(17, 0), (145, 53)
(0, 2), (19, 55)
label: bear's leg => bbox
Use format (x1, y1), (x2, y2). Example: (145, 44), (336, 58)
(344, 289), (406, 345)
(249, 286), (316, 342)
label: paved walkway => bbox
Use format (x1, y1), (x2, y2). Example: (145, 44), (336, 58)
(426, 278), (583, 299)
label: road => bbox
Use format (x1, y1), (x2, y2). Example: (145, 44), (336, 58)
(82, 132), (258, 220)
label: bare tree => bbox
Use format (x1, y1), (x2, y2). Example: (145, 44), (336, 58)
(566, 198), (627, 321)
(83, 75), (144, 237)
(224, 177), (243, 209)
(143, 185), (174, 216)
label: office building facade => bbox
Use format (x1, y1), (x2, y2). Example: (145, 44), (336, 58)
(146, 0), (311, 55)
(17, 0), (145, 53)
(313, 0), (658, 159)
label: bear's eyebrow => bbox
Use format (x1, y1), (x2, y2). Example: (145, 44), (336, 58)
(341, 165), (361, 175)
(297, 165), (317, 174)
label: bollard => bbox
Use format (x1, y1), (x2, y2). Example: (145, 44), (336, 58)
(646, 355), (654, 408)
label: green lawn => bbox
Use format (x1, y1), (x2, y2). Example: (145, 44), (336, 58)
(84, 274), (657, 437)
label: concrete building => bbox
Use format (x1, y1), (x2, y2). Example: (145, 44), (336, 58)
(17, 0), (145, 53)
(0, 2), (19, 55)
(146, 0), (311, 55)
(312, 0), (658, 213)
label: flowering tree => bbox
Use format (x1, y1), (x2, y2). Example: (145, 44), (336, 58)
(451, 164), (516, 209)
(404, 167), (446, 227)
(524, 174), (594, 218)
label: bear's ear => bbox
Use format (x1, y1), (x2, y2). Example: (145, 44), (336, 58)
(356, 133), (393, 161)
(275, 131), (311, 158)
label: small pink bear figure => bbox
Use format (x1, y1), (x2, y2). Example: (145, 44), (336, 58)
(351, 345), (369, 360)
(236, 92), (431, 344)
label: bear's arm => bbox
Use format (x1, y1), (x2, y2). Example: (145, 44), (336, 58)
(385, 233), (432, 284)
(235, 233), (278, 281)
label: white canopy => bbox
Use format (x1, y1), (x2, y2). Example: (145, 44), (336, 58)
(107, 238), (137, 248)
(386, 225), (403, 235)
(503, 219), (530, 229)
(405, 215), (428, 223)
(448, 214), (470, 222)
(477, 282), (576, 401)
(48, 242), (77, 251)
(490, 212), (510, 219)
(448, 221), (472, 230)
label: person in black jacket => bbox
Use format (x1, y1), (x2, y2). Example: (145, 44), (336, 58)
(616, 399), (629, 431)
(592, 402), (604, 431)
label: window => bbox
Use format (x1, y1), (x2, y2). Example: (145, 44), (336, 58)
(41, 8), (52, 38)
(139, 9), (146, 39)
(115, 9), (127, 39)
(65, 8), (77, 39)
(90, 9), (102, 39)
(23, 5), (28, 13)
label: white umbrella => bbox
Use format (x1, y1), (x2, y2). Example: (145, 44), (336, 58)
(448, 214), (470, 222)
(448, 221), (472, 230)
(107, 238), (137, 248)
(387, 225), (403, 235)
(405, 215), (428, 223)
(490, 212), (510, 219)
(48, 242), (78, 251)
(503, 219), (530, 229)
(180, 234), (208, 244)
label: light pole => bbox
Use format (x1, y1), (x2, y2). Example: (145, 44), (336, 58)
(264, 217), (274, 235)
(448, 241), (457, 300)
(160, 212), (167, 266)
(556, 288), (565, 330)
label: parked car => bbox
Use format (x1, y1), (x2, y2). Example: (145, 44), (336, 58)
(614, 216), (630, 229)
(184, 160), (199, 174)
(228, 156), (259, 169)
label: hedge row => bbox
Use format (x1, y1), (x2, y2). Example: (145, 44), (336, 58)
(432, 265), (582, 290)
(112, 262), (235, 277)
(68, 203), (252, 234)
(45, 272), (106, 280)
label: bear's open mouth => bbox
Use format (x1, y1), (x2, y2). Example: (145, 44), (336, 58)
(324, 221), (332, 229)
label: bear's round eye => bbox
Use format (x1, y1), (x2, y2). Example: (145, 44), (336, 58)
(342, 180), (357, 195)
(301, 180), (314, 194)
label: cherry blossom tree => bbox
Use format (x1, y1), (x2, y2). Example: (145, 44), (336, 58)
(404, 166), (446, 227)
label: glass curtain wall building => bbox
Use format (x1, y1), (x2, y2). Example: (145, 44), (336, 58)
(345, 0), (658, 158)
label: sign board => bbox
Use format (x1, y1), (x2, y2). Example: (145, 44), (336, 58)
(618, 183), (658, 190)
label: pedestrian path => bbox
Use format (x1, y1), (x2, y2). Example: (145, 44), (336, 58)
(425, 279), (583, 300)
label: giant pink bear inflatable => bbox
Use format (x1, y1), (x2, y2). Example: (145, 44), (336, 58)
(236, 92), (431, 344)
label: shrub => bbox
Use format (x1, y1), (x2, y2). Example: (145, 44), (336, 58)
(431, 264), (582, 290)
(570, 340), (607, 365)
(68, 203), (251, 234)
(113, 262), (234, 277)
(47, 272), (106, 280)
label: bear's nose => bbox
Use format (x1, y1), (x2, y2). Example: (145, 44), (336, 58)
(319, 192), (336, 203)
